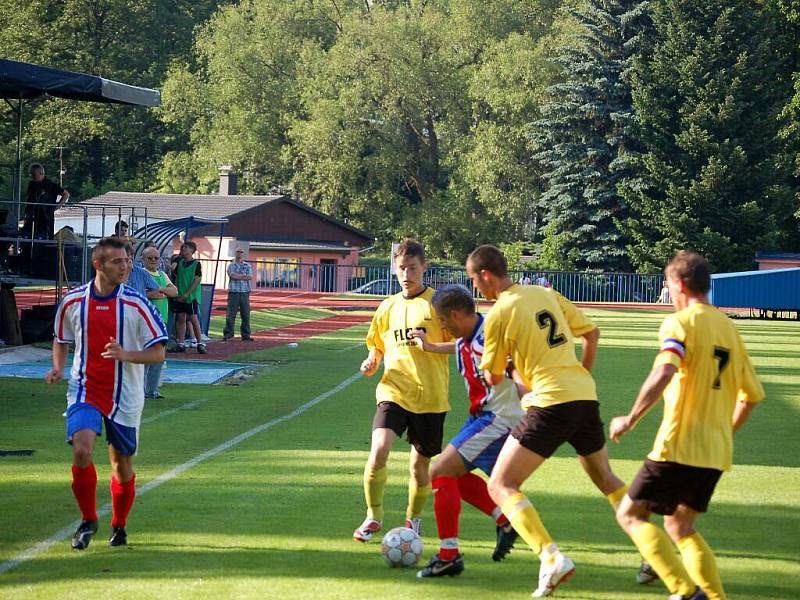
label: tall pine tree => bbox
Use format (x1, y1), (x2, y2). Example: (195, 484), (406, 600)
(621, 0), (794, 272)
(532, 0), (649, 271)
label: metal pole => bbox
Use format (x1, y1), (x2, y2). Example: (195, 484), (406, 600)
(82, 207), (89, 283)
(14, 97), (23, 228)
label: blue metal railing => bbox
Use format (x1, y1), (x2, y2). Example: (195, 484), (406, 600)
(199, 259), (665, 304)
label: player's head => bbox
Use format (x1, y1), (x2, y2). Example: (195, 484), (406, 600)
(665, 250), (710, 308)
(432, 284), (477, 338)
(466, 245), (508, 300)
(393, 239), (426, 295)
(92, 237), (128, 286)
(114, 220), (129, 237)
(181, 241), (197, 259)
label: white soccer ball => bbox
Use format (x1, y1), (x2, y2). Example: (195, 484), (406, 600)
(380, 527), (423, 568)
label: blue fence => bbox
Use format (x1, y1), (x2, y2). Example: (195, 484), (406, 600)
(203, 259), (666, 304)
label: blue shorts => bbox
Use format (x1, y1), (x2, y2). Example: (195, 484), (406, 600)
(66, 403), (138, 456)
(450, 412), (513, 476)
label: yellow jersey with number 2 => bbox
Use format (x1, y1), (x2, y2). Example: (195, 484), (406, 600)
(650, 303), (765, 471)
(479, 284), (598, 410)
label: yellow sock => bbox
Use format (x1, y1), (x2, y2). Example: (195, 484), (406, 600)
(606, 484), (628, 510)
(678, 533), (726, 600)
(629, 522), (695, 596)
(364, 465), (388, 520)
(501, 492), (553, 556)
(406, 479), (430, 519)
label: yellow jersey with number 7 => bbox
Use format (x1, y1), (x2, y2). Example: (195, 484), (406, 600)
(479, 284), (598, 409)
(650, 303), (765, 471)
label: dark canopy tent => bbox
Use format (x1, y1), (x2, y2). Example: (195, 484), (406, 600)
(0, 58), (160, 224)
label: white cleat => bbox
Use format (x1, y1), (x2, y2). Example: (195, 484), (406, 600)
(532, 553), (576, 597)
(353, 517), (382, 542)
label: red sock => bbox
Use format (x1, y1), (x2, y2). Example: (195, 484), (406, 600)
(71, 464), (98, 521)
(432, 476), (461, 560)
(110, 475), (136, 528)
(457, 472), (507, 524)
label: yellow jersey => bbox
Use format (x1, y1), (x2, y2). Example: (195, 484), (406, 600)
(479, 284), (598, 409)
(366, 287), (452, 414)
(649, 303), (765, 471)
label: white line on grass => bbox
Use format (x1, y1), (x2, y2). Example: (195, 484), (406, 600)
(0, 372), (362, 575)
(140, 399), (208, 424)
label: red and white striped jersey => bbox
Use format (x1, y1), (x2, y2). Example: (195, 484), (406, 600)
(455, 314), (522, 423)
(54, 282), (168, 427)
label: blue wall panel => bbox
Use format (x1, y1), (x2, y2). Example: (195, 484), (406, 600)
(710, 268), (800, 309)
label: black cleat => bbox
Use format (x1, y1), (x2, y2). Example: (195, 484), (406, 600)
(197, 343), (208, 354)
(71, 519), (98, 550)
(669, 587), (709, 600)
(416, 553), (465, 578)
(108, 527), (128, 547)
(492, 523), (519, 561)
(637, 559), (660, 584)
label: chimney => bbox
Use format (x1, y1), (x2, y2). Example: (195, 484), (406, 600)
(219, 165), (238, 196)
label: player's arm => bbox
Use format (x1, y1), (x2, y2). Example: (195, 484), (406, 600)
(161, 281), (178, 298)
(609, 363), (677, 442)
(45, 340), (69, 384)
(732, 400), (757, 432)
(101, 338), (166, 364)
(410, 328), (455, 354)
(480, 310), (508, 386)
(508, 361), (530, 398)
(362, 302), (388, 376)
(579, 326), (600, 372)
(360, 348), (384, 376)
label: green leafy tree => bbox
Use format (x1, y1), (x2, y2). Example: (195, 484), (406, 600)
(621, 0), (795, 272)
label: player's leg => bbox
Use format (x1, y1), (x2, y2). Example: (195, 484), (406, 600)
(66, 404), (102, 550)
(355, 402), (403, 542)
(420, 443), (467, 575)
(106, 418), (138, 547)
(616, 464), (697, 597)
(405, 412), (446, 533)
(668, 506), (725, 599)
(488, 406), (576, 597)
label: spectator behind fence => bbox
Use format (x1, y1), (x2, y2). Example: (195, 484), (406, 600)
(141, 246), (178, 399)
(22, 163), (69, 240)
(223, 247), (254, 341)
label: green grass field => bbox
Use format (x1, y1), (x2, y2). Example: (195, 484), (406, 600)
(1, 308), (798, 599)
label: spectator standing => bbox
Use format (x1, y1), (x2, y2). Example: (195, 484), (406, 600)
(142, 246), (178, 398)
(22, 163), (69, 240)
(172, 241), (206, 354)
(223, 248), (254, 341)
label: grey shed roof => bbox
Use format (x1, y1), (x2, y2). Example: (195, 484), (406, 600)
(56, 191), (285, 221)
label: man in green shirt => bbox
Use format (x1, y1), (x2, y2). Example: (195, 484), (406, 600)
(142, 246), (177, 398)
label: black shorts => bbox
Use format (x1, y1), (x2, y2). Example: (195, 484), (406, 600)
(372, 402), (446, 458)
(629, 459), (723, 515)
(173, 299), (199, 315)
(512, 400), (605, 458)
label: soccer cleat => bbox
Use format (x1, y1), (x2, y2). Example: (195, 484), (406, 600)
(532, 553), (576, 597)
(353, 517), (382, 542)
(404, 517), (422, 536)
(416, 553), (465, 578)
(197, 343), (208, 354)
(108, 527), (128, 547)
(241, 336), (255, 342)
(71, 519), (98, 550)
(174, 344), (186, 353)
(637, 560), (660, 584)
(668, 588), (709, 600)
(492, 522), (519, 561)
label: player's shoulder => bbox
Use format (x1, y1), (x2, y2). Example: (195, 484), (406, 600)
(63, 282), (90, 300)
(120, 284), (150, 306)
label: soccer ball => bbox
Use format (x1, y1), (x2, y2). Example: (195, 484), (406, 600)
(380, 527), (423, 568)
